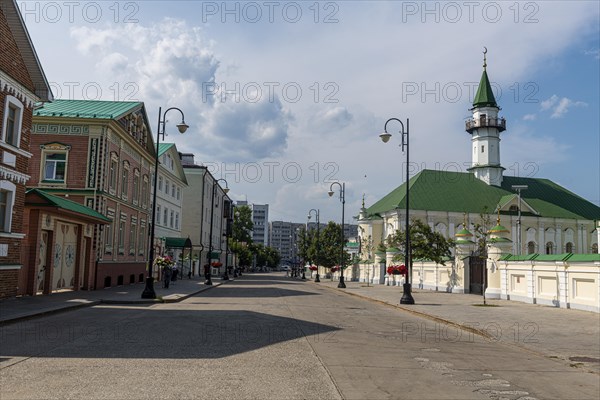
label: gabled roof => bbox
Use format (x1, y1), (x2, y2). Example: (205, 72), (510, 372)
(157, 143), (188, 186)
(33, 99), (143, 120)
(25, 189), (111, 223)
(366, 170), (600, 221)
(0, 0), (53, 101)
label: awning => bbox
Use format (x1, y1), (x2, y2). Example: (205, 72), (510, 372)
(164, 237), (192, 249)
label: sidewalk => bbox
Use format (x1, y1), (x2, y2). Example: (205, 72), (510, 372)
(315, 278), (600, 374)
(0, 276), (224, 325)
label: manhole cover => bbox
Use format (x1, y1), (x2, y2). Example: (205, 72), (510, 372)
(569, 356), (600, 363)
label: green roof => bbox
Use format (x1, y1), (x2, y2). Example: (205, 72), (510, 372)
(366, 170), (600, 221)
(25, 189), (111, 223)
(158, 143), (175, 157)
(473, 70), (497, 108)
(500, 253), (600, 262)
(33, 99), (143, 120)
(455, 228), (473, 237)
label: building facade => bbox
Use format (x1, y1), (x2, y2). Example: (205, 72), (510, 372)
(153, 143), (187, 263)
(357, 55), (600, 299)
(236, 200), (269, 246)
(269, 221), (304, 266)
(180, 153), (231, 276)
(30, 100), (156, 289)
(0, 0), (52, 298)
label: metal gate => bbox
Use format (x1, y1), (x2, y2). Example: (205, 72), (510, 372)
(468, 256), (485, 294)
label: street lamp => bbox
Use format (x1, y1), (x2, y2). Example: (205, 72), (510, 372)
(308, 208), (320, 282)
(328, 182), (346, 289)
(379, 117), (414, 305)
(206, 178), (229, 286)
(142, 107), (189, 299)
(511, 184), (528, 255)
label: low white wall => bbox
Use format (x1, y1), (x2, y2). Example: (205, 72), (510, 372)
(500, 260), (600, 313)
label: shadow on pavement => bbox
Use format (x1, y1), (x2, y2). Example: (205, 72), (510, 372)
(0, 308), (339, 360)
(200, 287), (318, 298)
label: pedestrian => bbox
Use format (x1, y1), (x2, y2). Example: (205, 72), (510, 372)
(163, 266), (172, 288)
(172, 266), (178, 282)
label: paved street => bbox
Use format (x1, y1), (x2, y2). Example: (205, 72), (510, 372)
(1, 273), (599, 400)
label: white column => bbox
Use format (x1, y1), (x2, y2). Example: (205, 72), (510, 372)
(556, 224), (562, 253)
(557, 262), (568, 309)
(526, 264), (535, 304)
(538, 222), (545, 254)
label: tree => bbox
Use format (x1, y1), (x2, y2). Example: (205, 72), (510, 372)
(232, 205), (253, 244)
(471, 207), (493, 258)
(253, 243), (281, 269)
(387, 219), (455, 269)
(230, 205), (254, 267)
(318, 221), (352, 269)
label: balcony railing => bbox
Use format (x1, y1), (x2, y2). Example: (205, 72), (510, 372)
(465, 116), (506, 133)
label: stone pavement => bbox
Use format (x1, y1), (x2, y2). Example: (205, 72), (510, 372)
(1, 273), (599, 374)
(317, 277), (600, 374)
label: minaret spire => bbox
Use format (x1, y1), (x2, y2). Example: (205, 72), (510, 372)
(466, 49), (506, 187)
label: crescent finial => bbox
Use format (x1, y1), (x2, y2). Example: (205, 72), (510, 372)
(483, 47), (488, 70)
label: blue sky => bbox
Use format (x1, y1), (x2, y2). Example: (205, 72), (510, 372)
(21, 1), (600, 223)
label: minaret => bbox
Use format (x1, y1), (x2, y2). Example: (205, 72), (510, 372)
(466, 48), (506, 186)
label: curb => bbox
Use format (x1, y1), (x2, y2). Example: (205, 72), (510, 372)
(0, 300), (101, 327)
(0, 281), (228, 326)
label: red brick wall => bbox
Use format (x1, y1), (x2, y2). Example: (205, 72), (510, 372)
(28, 134), (90, 187)
(0, 269), (19, 298)
(95, 261), (146, 289)
(0, 6), (37, 298)
(0, 6), (35, 91)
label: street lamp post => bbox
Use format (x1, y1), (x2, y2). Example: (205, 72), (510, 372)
(379, 117), (414, 305)
(511, 185), (528, 255)
(328, 182), (346, 289)
(222, 200), (232, 280)
(142, 107), (189, 299)
(308, 208), (320, 282)
(206, 178), (229, 286)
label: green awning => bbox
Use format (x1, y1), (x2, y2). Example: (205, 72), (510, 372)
(209, 251), (220, 259)
(164, 237), (192, 249)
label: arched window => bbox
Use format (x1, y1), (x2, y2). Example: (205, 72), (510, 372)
(565, 242), (574, 253)
(545, 242), (554, 255)
(509, 205), (518, 212)
(527, 241), (536, 254)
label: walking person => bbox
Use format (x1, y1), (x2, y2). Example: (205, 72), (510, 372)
(163, 266), (172, 288)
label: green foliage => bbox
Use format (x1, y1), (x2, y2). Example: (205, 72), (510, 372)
(317, 221), (352, 268)
(471, 207), (493, 258)
(253, 243), (281, 269)
(232, 205), (253, 244)
(387, 219), (455, 267)
(230, 240), (253, 266)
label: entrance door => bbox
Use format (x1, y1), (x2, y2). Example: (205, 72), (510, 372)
(52, 223), (78, 290)
(37, 231), (48, 293)
(469, 256), (485, 294)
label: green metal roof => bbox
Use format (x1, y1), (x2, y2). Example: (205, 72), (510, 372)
(25, 189), (111, 222)
(158, 143), (175, 157)
(568, 254), (600, 262)
(455, 228), (473, 237)
(366, 170), (600, 221)
(33, 99), (143, 120)
(500, 253), (600, 262)
(473, 70), (498, 108)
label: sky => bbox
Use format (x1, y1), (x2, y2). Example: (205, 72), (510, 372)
(20, 0), (600, 224)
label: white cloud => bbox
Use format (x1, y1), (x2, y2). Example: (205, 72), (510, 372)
(540, 95), (587, 118)
(69, 19), (292, 162)
(522, 114), (537, 121)
(584, 48), (600, 59)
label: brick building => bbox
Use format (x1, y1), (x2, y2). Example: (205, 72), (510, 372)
(29, 100), (156, 290)
(0, 0), (52, 298)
